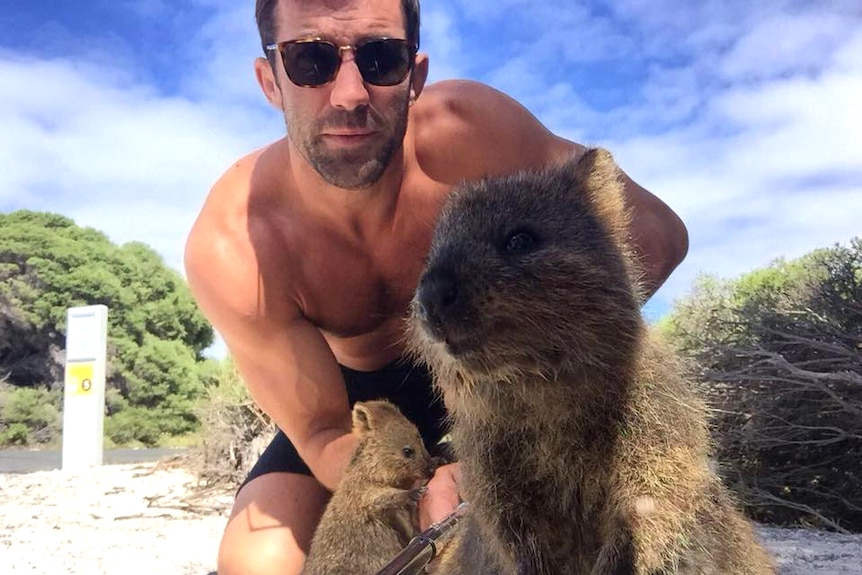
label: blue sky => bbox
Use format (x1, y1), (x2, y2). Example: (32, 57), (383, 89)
(2, 0), (861, 358)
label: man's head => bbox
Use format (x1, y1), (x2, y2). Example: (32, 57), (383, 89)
(256, 0), (420, 59)
(253, 0), (426, 190)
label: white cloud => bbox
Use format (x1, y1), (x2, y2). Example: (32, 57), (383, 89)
(422, 7), (465, 83)
(0, 54), (274, 273)
(613, 43), (862, 312)
(179, 1), (270, 106)
(718, 12), (851, 81)
(714, 75), (862, 183)
(474, 2), (862, 317)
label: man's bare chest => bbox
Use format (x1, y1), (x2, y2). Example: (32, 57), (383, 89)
(306, 247), (427, 336)
(292, 211), (438, 338)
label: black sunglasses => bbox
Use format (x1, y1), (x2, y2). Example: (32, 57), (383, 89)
(266, 37), (416, 88)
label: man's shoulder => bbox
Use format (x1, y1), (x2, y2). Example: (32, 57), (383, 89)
(184, 142), (294, 323)
(412, 80), (578, 179)
(184, 194), (256, 318)
(187, 146), (260, 256)
(414, 79), (513, 133)
(208, 144), (274, 200)
(419, 79), (509, 103)
(192, 140), (289, 240)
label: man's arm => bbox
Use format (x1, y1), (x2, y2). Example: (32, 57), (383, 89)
(419, 80), (689, 297)
(184, 199), (355, 491)
(614, 169), (689, 297)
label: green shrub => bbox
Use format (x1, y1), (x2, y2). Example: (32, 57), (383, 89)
(0, 422), (30, 446)
(0, 384), (62, 446)
(104, 407), (164, 446)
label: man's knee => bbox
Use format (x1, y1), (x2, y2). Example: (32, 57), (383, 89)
(217, 472), (329, 575)
(218, 526), (303, 575)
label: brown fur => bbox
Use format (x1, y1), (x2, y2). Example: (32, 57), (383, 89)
(302, 400), (434, 575)
(407, 149), (775, 574)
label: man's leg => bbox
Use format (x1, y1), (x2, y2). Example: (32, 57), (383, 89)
(217, 472), (330, 575)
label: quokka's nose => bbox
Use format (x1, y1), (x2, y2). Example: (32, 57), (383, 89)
(415, 269), (460, 326)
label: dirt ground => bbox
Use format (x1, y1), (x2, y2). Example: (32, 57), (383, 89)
(1, 460), (860, 574)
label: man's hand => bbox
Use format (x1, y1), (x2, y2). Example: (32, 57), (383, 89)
(419, 462), (461, 530)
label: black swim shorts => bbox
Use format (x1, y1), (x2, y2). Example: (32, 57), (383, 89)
(239, 358), (448, 491)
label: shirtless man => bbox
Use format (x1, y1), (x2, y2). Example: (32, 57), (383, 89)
(184, 1), (689, 574)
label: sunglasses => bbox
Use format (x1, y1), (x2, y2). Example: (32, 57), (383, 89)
(266, 37), (416, 88)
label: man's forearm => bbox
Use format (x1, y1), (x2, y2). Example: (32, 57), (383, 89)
(634, 208), (689, 298)
(302, 427), (358, 491)
(621, 173), (689, 298)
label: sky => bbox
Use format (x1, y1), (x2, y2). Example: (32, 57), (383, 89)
(1, 0), (860, 358)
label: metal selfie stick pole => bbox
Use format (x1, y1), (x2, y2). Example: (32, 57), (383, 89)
(374, 502), (469, 575)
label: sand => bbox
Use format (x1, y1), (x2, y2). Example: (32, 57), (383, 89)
(1, 459), (230, 574)
(1, 459), (860, 574)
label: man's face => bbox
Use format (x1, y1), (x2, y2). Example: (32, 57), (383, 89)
(272, 0), (413, 189)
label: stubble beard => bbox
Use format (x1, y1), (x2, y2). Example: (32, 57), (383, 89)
(286, 92), (411, 190)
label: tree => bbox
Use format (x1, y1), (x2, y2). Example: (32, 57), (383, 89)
(662, 238), (862, 532)
(0, 210), (214, 446)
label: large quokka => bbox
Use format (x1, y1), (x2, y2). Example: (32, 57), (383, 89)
(407, 149), (775, 574)
(302, 400), (435, 575)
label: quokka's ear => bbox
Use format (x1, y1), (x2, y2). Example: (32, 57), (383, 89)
(352, 400), (399, 435)
(569, 147), (630, 244)
(352, 402), (376, 434)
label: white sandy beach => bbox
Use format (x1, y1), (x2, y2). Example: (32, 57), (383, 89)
(1, 459), (230, 574)
(1, 459), (860, 574)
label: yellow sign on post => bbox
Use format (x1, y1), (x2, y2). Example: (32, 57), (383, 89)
(65, 363), (95, 396)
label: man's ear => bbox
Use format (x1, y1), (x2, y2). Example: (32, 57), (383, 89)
(254, 56), (284, 110)
(410, 52), (429, 101)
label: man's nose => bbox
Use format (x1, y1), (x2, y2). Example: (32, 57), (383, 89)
(329, 52), (370, 110)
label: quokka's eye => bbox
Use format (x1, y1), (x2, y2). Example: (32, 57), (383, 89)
(402, 446), (416, 458)
(504, 230), (538, 253)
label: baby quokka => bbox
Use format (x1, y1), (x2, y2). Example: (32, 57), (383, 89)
(302, 400), (435, 575)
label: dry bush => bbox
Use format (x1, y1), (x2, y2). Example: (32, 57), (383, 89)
(193, 360), (275, 489)
(703, 315), (862, 533)
(664, 239), (862, 532)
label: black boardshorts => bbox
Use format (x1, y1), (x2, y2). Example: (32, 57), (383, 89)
(238, 358), (448, 493)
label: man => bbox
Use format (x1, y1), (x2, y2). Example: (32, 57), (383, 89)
(184, 0), (689, 574)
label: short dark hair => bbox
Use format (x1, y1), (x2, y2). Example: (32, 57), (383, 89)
(255, 0), (420, 53)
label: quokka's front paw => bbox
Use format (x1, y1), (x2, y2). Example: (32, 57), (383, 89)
(408, 486), (428, 502)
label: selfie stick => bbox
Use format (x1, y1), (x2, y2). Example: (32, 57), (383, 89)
(374, 502), (469, 575)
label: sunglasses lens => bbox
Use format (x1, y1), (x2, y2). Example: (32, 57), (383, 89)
(355, 39), (412, 86)
(281, 41), (340, 86)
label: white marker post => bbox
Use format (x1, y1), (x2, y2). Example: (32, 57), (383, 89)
(61, 305), (108, 471)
